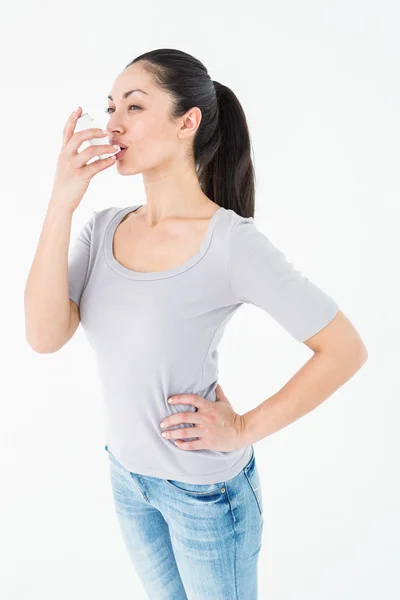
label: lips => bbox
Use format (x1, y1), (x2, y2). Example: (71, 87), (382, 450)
(109, 138), (127, 149)
(115, 147), (128, 159)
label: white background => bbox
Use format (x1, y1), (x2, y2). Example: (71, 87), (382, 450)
(1, 0), (398, 598)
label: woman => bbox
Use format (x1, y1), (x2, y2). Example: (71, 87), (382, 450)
(25, 48), (367, 600)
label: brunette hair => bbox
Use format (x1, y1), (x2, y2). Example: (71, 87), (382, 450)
(125, 48), (256, 218)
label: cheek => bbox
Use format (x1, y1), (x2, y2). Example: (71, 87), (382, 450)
(126, 140), (174, 173)
(134, 114), (168, 138)
(128, 117), (178, 165)
(143, 142), (177, 169)
(137, 124), (177, 157)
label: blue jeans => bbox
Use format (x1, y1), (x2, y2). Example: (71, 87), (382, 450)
(104, 443), (264, 600)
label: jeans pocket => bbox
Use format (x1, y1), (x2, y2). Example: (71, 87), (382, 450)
(165, 478), (226, 497)
(244, 449), (263, 515)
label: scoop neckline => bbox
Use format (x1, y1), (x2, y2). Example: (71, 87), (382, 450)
(103, 204), (225, 280)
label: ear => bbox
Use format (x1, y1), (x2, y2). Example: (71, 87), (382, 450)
(177, 106), (202, 140)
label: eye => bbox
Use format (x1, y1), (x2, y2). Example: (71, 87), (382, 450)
(104, 105), (141, 114)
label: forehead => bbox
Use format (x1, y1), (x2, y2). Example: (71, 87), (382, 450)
(108, 64), (154, 100)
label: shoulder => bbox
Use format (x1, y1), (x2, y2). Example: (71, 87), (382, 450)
(90, 205), (135, 235)
(219, 208), (256, 240)
(225, 209), (255, 230)
(92, 205), (123, 224)
(93, 204), (143, 226)
(73, 206), (127, 248)
(226, 210), (274, 255)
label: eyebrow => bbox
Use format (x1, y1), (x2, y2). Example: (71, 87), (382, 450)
(107, 89), (149, 101)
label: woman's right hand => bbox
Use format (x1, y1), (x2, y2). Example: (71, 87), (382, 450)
(50, 106), (119, 212)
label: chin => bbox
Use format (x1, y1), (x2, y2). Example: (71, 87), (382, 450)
(115, 161), (141, 175)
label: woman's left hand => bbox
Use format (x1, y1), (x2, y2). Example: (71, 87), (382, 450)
(160, 384), (246, 452)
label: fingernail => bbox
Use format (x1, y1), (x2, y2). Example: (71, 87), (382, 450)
(102, 129), (108, 134)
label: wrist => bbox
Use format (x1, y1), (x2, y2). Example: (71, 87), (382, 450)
(237, 411), (254, 447)
(47, 198), (75, 218)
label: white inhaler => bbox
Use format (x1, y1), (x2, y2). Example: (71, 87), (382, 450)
(76, 112), (119, 161)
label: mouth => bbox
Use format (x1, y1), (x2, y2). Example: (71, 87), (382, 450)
(115, 147), (128, 159)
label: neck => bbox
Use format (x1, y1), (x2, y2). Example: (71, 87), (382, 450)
(140, 159), (214, 225)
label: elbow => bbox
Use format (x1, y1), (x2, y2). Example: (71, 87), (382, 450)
(26, 337), (63, 354)
(25, 321), (68, 354)
(341, 338), (368, 373)
(316, 335), (368, 374)
(316, 310), (368, 369)
(352, 343), (368, 370)
(349, 326), (369, 366)
(358, 343), (368, 366)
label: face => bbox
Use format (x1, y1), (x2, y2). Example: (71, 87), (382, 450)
(105, 63), (201, 176)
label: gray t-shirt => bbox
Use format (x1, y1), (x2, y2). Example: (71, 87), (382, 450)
(68, 204), (339, 484)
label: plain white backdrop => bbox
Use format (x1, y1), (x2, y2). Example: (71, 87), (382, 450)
(1, 1), (398, 598)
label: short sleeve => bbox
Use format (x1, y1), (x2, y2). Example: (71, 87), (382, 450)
(228, 218), (339, 342)
(68, 211), (97, 307)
